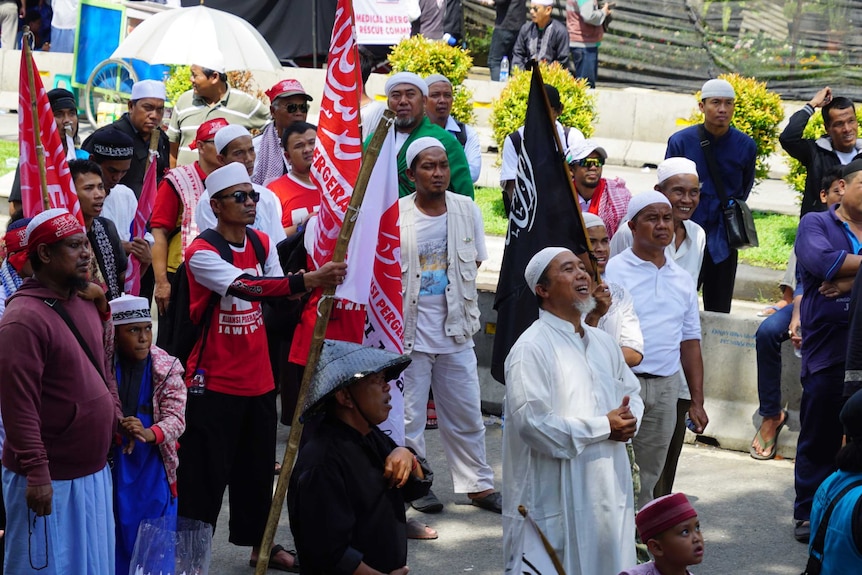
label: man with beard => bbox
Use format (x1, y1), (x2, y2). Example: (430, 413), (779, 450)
(0, 208), (122, 574)
(503, 246), (642, 575)
(373, 71), (474, 199)
(566, 139), (631, 238)
(605, 191), (708, 510)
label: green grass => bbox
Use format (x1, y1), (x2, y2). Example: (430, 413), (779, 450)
(475, 186), (796, 270)
(0, 140), (17, 177)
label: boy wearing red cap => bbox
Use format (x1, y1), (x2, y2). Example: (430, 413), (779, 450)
(621, 493), (704, 575)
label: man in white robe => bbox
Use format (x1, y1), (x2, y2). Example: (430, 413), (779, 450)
(503, 247), (644, 575)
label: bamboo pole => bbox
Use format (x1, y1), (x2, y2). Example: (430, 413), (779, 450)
(518, 505), (567, 575)
(144, 127), (160, 173)
(22, 27), (51, 212)
(255, 109), (395, 575)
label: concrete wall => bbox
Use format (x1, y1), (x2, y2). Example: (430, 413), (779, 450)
(0, 50), (75, 111)
(475, 289), (802, 458)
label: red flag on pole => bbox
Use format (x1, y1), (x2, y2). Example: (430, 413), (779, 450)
(18, 48), (83, 223)
(123, 152), (158, 295)
(307, 0), (405, 442)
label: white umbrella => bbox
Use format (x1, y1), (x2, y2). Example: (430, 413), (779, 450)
(110, 5), (281, 72)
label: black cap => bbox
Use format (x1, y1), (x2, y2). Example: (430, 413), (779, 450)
(544, 84), (561, 111)
(90, 128), (135, 160)
(47, 88), (76, 112)
(843, 159), (862, 179)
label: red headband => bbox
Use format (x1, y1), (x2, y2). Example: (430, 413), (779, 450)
(26, 212), (85, 255)
(4, 226), (28, 272)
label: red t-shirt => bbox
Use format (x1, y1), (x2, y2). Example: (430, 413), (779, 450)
(185, 232), (282, 396)
(267, 173), (320, 228)
(150, 162), (208, 230)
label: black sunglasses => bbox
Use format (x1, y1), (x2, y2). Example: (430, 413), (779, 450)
(281, 103), (309, 114)
(572, 157), (605, 168)
(215, 189), (260, 203)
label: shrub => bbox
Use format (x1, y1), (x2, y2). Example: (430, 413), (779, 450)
(783, 107), (862, 197)
(687, 73), (784, 183)
(489, 61), (597, 153)
(388, 35), (476, 124)
(164, 66), (267, 107)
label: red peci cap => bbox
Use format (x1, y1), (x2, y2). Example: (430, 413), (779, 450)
(636, 493), (698, 542)
(265, 79), (312, 103)
(190, 118), (230, 150)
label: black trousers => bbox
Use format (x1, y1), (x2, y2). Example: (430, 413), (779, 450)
(177, 388), (277, 546)
(699, 247), (738, 313)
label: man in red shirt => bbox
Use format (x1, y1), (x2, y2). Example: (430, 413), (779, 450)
(177, 163), (345, 572)
(267, 121), (319, 236)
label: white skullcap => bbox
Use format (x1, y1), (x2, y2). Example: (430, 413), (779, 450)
(625, 190), (672, 222)
(130, 79), (166, 101)
(214, 124), (252, 155)
(193, 50), (226, 75)
(205, 162), (252, 198)
(532, 0), (554, 5)
(566, 139), (607, 163)
(657, 157), (699, 185)
(110, 294), (152, 326)
(524, 247), (569, 295)
(406, 136), (446, 169)
(701, 79), (735, 99)
(424, 74), (451, 88)
(582, 212), (605, 229)
(385, 72), (428, 97)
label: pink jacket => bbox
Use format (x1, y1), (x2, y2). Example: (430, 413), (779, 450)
(149, 345), (187, 497)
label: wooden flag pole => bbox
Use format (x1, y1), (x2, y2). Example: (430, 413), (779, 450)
(22, 27), (51, 212)
(531, 62), (598, 281)
(144, 128), (160, 173)
(518, 505), (567, 575)
(255, 110), (395, 575)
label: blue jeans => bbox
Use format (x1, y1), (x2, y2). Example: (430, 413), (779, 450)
(755, 304), (793, 417)
(794, 363), (846, 520)
(488, 28), (518, 81)
(570, 45), (599, 88)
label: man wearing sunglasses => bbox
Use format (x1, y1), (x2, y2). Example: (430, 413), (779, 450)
(194, 124), (287, 247)
(512, 0), (570, 72)
(178, 162), (346, 573)
(167, 54), (270, 169)
(566, 139), (631, 239)
(252, 79), (313, 186)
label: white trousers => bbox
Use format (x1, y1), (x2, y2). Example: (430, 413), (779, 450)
(403, 348), (495, 494)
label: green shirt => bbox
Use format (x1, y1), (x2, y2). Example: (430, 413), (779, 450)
(365, 116), (475, 199)
(167, 87), (270, 167)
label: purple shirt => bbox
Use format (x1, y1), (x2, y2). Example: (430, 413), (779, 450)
(795, 205), (858, 377)
(619, 561), (693, 575)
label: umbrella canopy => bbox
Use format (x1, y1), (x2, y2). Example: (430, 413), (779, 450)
(110, 5), (281, 72)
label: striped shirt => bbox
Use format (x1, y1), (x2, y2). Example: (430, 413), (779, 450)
(167, 87), (269, 167)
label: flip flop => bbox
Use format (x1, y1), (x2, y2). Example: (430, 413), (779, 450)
(406, 517), (438, 540)
(749, 410), (788, 460)
(248, 544), (300, 573)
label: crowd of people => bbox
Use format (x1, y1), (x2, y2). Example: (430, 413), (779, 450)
(0, 5), (860, 572)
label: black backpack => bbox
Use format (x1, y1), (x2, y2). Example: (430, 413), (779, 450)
(157, 228), (265, 366)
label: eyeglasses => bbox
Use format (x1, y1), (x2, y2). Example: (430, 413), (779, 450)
(278, 103), (309, 114)
(573, 157), (605, 168)
(215, 189), (260, 203)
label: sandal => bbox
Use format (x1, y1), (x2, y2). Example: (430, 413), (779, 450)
(749, 410), (788, 460)
(406, 517), (438, 540)
(426, 399), (438, 430)
(248, 544), (300, 573)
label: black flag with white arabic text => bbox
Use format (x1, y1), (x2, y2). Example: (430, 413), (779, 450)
(490, 65), (590, 384)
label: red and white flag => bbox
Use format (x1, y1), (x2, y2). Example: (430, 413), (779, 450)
(18, 49), (83, 223)
(309, 0), (405, 443)
(123, 152), (158, 295)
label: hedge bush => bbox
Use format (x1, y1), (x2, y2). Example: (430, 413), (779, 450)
(388, 35), (476, 124)
(490, 61), (597, 153)
(687, 73), (784, 183)
(783, 107), (862, 197)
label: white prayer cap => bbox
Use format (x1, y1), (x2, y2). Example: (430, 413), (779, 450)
(700, 79), (735, 99)
(424, 74), (451, 88)
(582, 212), (605, 229)
(532, 0), (554, 5)
(214, 124), (252, 155)
(625, 190), (672, 222)
(110, 294), (152, 326)
(406, 136), (446, 169)
(193, 50), (226, 75)
(130, 79), (166, 101)
(566, 139), (607, 163)
(205, 162), (252, 198)
(524, 247), (569, 295)
(385, 72), (428, 97)
(657, 157), (698, 185)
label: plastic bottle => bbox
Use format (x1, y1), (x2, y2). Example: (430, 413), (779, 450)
(442, 33), (457, 47)
(500, 56), (510, 82)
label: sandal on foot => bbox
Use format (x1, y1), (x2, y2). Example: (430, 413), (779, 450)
(470, 491), (503, 514)
(248, 544), (300, 573)
(426, 400), (438, 430)
(406, 517), (438, 540)
(411, 490), (443, 513)
(749, 410), (788, 461)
